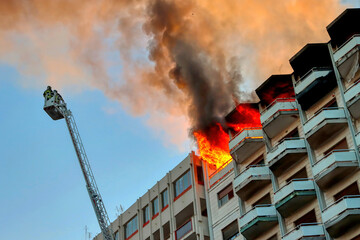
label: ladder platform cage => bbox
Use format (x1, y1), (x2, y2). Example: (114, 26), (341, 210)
(43, 89), (65, 120)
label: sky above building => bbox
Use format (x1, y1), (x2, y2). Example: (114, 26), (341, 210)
(0, 1), (359, 239)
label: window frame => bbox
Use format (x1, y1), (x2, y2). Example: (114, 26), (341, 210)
(152, 197), (159, 218)
(174, 170), (192, 198)
(218, 183), (234, 208)
(143, 205), (150, 225)
(125, 215), (138, 239)
(161, 189), (169, 210)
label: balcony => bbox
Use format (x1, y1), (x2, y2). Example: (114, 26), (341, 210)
(282, 223), (325, 240)
(294, 67), (332, 95)
(345, 79), (360, 119)
(175, 217), (195, 240)
(303, 108), (347, 147)
(266, 138), (307, 175)
(233, 165), (271, 200)
(239, 204), (278, 239)
(312, 150), (358, 189)
(274, 179), (316, 217)
(290, 43), (337, 110)
(322, 195), (360, 238)
(334, 34), (360, 65)
(260, 99), (299, 138)
(229, 128), (264, 163)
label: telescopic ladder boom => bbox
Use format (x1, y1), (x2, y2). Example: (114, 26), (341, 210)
(43, 87), (114, 240)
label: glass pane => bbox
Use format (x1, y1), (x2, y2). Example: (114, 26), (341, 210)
(176, 219), (192, 239)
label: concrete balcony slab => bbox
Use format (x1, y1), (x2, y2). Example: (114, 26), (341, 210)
(233, 165), (271, 200)
(239, 204), (278, 240)
(274, 179), (316, 217)
(260, 99), (299, 138)
(266, 138), (307, 175)
(313, 150), (358, 189)
(322, 195), (360, 238)
(303, 108), (347, 148)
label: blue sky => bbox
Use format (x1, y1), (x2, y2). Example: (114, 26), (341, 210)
(0, 64), (187, 239)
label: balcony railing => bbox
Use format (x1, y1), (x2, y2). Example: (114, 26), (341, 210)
(239, 204), (277, 229)
(229, 127), (263, 151)
(345, 79), (360, 119)
(323, 195), (360, 224)
(345, 79), (360, 103)
(312, 149), (358, 178)
(233, 165), (271, 199)
(274, 178), (315, 206)
(333, 34), (360, 63)
(303, 107), (346, 134)
(294, 67), (332, 94)
(266, 138), (306, 165)
(282, 223), (325, 240)
(175, 218), (193, 240)
(235, 165), (271, 185)
(260, 98), (298, 125)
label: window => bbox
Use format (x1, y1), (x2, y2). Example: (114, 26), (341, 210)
(152, 197), (159, 217)
(197, 166), (204, 184)
(125, 215), (138, 239)
(282, 127), (299, 139)
(334, 182), (360, 201)
(323, 138), (348, 156)
(222, 220), (239, 240)
(218, 184), (234, 207)
(174, 171), (191, 198)
(252, 193), (271, 207)
(249, 155), (264, 166)
(286, 167), (308, 183)
(143, 205), (149, 224)
(114, 231), (119, 240)
(294, 209), (317, 227)
(161, 189), (169, 209)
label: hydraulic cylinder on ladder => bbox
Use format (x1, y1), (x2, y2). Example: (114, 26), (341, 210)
(43, 86), (114, 240)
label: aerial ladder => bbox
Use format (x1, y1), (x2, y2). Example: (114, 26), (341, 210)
(43, 86), (114, 240)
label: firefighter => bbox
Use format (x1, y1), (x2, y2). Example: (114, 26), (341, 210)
(43, 86), (53, 101)
(54, 90), (63, 104)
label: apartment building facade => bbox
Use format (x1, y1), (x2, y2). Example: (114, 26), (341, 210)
(95, 8), (360, 240)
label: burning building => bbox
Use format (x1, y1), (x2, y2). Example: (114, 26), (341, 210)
(94, 8), (360, 240)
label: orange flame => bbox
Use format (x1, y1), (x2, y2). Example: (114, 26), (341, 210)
(261, 81), (295, 106)
(193, 123), (232, 169)
(194, 104), (262, 170)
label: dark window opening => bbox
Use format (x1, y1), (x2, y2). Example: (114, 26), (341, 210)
(283, 128), (299, 139)
(294, 209), (317, 227)
(286, 167), (308, 183)
(323, 138), (348, 156)
(222, 220), (240, 240)
(197, 166), (204, 185)
(252, 193), (271, 207)
(249, 155), (265, 166)
(313, 98), (338, 116)
(200, 198), (208, 217)
(334, 182), (360, 201)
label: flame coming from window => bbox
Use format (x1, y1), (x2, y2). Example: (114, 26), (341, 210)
(194, 104), (262, 170)
(193, 123), (232, 169)
(227, 104), (262, 137)
(261, 81), (295, 107)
